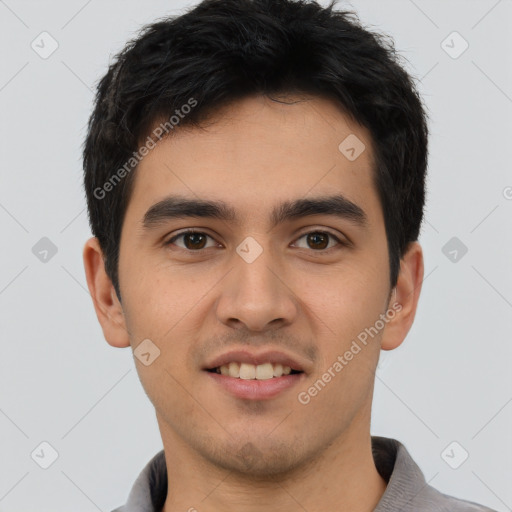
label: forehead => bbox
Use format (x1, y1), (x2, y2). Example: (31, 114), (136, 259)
(125, 94), (380, 228)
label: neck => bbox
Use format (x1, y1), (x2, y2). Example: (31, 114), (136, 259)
(159, 412), (387, 512)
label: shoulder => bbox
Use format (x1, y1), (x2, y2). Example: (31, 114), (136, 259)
(414, 484), (498, 511)
(371, 436), (497, 512)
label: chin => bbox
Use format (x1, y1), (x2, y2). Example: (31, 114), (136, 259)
(202, 438), (310, 479)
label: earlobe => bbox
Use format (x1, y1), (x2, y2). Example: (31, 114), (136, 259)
(82, 237), (131, 348)
(381, 241), (424, 351)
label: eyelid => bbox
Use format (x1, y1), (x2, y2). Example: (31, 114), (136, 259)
(294, 226), (349, 243)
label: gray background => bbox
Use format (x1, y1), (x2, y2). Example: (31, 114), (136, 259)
(0, 0), (511, 510)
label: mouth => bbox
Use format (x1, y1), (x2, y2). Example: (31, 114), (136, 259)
(202, 350), (308, 400)
(206, 362), (303, 379)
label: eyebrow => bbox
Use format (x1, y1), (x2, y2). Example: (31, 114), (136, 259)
(142, 194), (368, 231)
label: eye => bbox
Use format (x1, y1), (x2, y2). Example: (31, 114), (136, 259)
(292, 230), (344, 251)
(165, 229), (347, 253)
(165, 230), (218, 251)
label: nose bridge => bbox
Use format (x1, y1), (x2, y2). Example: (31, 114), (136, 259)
(236, 236), (278, 293)
(216, 235), (297, 330)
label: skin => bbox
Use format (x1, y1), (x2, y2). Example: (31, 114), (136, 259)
(83, 94), (424, 512)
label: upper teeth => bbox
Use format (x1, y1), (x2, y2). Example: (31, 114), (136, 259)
(216, 362), (293, 379)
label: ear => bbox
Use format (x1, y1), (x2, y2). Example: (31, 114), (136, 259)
(83, 237), (131, 348)
(381, 241), (424, 351)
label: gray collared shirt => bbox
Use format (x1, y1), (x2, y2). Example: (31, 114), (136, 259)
(112, 436), (496, 511)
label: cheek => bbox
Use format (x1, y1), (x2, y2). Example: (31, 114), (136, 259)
(120, 261), (211, 371)
(297, 262), (388, 336)
(120, 248), (189, 322)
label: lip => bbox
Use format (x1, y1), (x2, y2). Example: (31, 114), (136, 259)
(205, 371), (306, 400)
(202, 349), (309, 373)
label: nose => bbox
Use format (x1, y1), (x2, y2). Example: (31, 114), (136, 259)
(214, 240), (299, 332)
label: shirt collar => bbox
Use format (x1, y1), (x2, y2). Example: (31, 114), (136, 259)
(114, 436), (428, 512)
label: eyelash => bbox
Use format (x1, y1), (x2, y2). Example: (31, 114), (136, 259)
(164, 229), (347, 253)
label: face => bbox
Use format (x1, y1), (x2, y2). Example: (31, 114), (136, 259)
(115, 95), (395, 476)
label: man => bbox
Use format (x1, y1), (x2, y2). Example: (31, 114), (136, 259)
(82, 0), (496, 510)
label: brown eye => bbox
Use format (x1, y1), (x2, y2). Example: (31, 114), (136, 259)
(166, 231), (216, 251)
(293, 231), (343, 251)
(182, 232), (207, 250)
(307, 232), (329, 250)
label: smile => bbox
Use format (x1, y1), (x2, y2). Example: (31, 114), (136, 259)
(207, 362), (302, 380)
